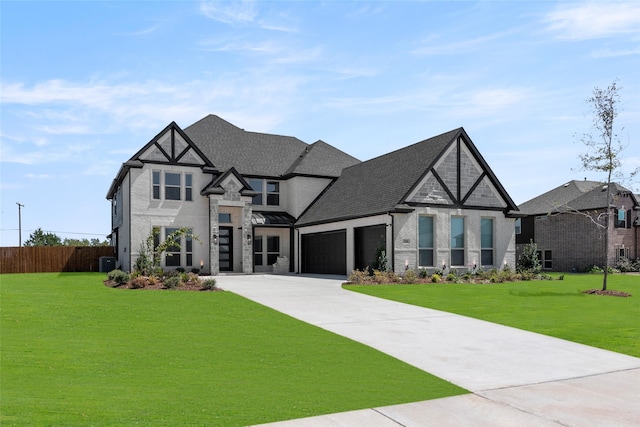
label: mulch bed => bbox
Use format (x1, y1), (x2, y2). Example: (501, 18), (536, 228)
(104, 280), (222, 291)
(582, 289), (632, 297)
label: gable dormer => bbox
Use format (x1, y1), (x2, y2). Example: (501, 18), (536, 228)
(405, 133), (516, 211)
(133, 122), (213, 167)
(201, 167), (257, 200)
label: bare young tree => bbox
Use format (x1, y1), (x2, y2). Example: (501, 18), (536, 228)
(578, 80), (638, 290)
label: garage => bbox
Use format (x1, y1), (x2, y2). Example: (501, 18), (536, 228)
(354, 224), (386, 271)
(301, 230), (346, 275)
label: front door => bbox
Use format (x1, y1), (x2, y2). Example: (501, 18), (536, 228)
(219, 227), (233, 272)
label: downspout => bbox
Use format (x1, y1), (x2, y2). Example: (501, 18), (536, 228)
(289, 225), (295, 273)
(296, 228), (300, 274)
(252, 224), (256, 273)
(128, 175), (132, 273)
(388, 213), (395, 272)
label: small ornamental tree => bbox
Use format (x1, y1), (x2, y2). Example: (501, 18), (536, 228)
(577, 80), (638, 291)
(134, 227), (198, 276)
(517, 240), (541, 275)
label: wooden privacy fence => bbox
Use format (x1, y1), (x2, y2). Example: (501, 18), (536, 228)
(0, 246), (116, 274)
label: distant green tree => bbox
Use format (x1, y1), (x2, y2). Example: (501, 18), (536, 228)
(23, 228), (62, 246)
(62, 237), (110, 246)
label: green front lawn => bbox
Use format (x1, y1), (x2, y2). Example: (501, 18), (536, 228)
(346, 274), (640, 357)
(0, 273), (466, 426)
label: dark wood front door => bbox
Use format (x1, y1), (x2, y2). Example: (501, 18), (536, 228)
(219, 227), (233, 271)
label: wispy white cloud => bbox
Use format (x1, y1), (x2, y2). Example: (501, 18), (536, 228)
(0, 139), (92, 165)
(591, 47), (640, 58)
(544, 2), (640, 40)
(25, 173), (54, 180)
(198, 38), (286, 54)
(411, 30), (515, 56)
(0, 70), (311, 166)
(116, 21), (163, 37)
(199, 0), (257, 25)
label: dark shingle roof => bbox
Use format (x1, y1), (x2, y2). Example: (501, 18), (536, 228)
(286, 140), (360, 177)
(296, 128), (462, 226)
(518, 180), (636, 214)
(183, 115), (359, 178)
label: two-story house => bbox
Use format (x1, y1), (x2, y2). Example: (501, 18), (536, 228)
(516, 180), (640, 272)
(107, 115), (519, 275)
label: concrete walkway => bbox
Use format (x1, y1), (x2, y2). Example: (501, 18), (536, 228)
(215, 274), (640, 426)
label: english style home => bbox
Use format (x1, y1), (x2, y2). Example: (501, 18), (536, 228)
(107, 115), (519, 275)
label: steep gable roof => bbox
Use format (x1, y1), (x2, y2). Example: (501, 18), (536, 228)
(297, 127), (516, 226)
(518, 180), (637, 215)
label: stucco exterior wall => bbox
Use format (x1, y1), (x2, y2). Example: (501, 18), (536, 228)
(115, 173), (131, 271)
(284, 176), (333, 218)
(128, 164), (211, 273)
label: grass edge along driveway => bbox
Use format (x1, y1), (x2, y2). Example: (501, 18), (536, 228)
(1, 273), (466, 427)
(346, 273), (640, 358)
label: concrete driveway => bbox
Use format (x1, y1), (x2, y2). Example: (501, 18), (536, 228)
(215, 274), (640, 426)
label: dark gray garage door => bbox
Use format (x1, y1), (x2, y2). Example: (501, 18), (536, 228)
(301, 230), (346, 275)
(354, 224), (386, 271)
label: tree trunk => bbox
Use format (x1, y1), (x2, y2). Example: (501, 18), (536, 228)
(602, 184), (611, 292)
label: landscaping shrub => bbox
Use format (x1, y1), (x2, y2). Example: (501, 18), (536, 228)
(129, 276), (150, 289)
(418, 268), (429, 279)
(107, 269), (129, 286)
(201, 278), (217, 290)
(517, 240), (541, 274)
(403, 269), (417, 284)
(615, 257), (640, 273)
(185, 272), (201, 285)
(431, 273), (441, 283)
(348, 269), (369, 284)
(163, 275), (182, 289)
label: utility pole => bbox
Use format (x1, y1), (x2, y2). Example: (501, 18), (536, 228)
(17, 202), (24, 247)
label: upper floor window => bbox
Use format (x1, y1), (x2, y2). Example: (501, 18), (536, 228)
(152, 171), (160, 199)
(165, 172), (181, 200)
(185, 173), (193, 201)
(266, 181), (279, 205)
(515, 218), (521, 235)
(152, 170), (193, 201)
(248, 179), (280, 206)
(615, 208), (628, 228)
(248, 179), (263, 205)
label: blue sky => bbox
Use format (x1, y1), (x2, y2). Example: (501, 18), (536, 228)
(1, 1), (639, 246)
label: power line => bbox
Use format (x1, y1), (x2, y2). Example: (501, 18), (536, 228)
(0, 228), (108, 237)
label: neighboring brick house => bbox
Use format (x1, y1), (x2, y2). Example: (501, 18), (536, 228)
(516, 180), (640, 272)
(107, 115), (519, 275)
